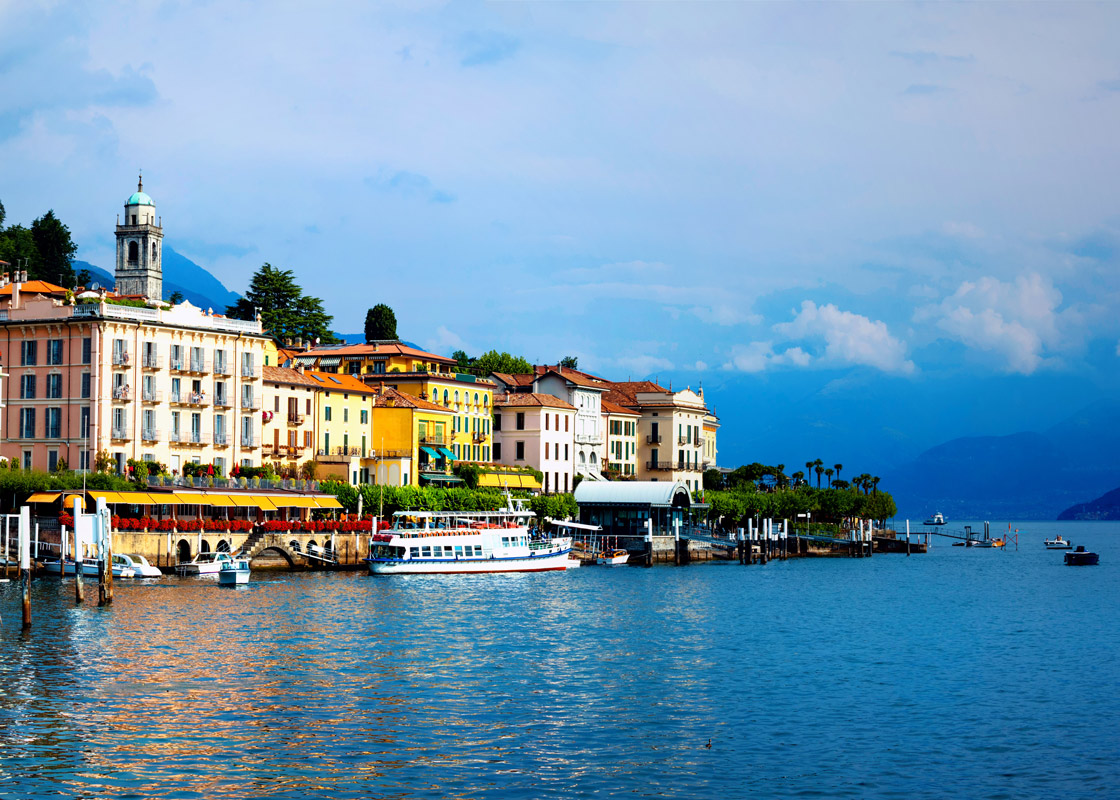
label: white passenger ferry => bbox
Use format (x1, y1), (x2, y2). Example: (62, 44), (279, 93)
(365, 499), (572, 575)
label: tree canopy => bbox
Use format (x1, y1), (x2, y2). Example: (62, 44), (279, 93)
(450, 349), (532, 375)
(559, 355), (578, 369)
(364, 303), (398, 342)
(0, 204), (78, 287)
(226, 263), (338, 343)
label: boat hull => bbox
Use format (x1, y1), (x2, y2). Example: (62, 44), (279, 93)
(218, 569), (250, 585)
(596, 555), (630, 566)
(1065, 552), (1099, 566)
(367, 549), (572, 575)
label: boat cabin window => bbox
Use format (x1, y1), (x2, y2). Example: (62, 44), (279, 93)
(454, 546), (463, 557)
(474, 545), (483, 556)
(421, 546), (431, 557)
(410, 547), (419, 558)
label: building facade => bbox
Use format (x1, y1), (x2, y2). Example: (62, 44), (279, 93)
(492, 393), (576, 494)
(601, 399), (640, 478)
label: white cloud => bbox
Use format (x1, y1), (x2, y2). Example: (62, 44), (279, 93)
(688, 304), (762, 326)
(916, 273), (1069, 374)
(426, 325), (466, 353)
(775, 301), (915, 374)
(693, 360), (709, 371)
(613, 354), (673, 376)
(722, 341), (810, 372)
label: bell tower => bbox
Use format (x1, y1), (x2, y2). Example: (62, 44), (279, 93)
(114, 174), (164, 299)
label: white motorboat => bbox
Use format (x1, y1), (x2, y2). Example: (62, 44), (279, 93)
(365, 496), (571, 575)
(923, 512), (947, 526)
(596, 549), (630, 566)
(175, 551), (234, 576)
(41, 555), (135, 578)
(218, 558), (251, 585)
(1044, 536), (1073, 550)
(117, 553), (163, 578)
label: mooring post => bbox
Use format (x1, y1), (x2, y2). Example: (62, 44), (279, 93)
(760, 519), (768, 565)
(20, 506), (31, 629)
(906, 520), (911, 556)
(72, 497), (84, 604)
(97, 498), (113, 607)
(4, 515), (10, 579)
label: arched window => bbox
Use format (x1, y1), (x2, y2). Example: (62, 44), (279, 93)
(443, 389), (449, 406)
(484, 395), (489, 407)
(454, 391), (460, 405)
(127, 241), (139, 263)
(151, 242), (158, 263)
(473, 392), (479, 406)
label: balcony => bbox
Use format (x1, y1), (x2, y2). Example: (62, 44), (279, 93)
(141, 353), (162, 370)
(170, 358), (186, 372)
(472, 432), (485, 443)
(112, 351), (131, 366)
(142, 389), (163, 403)
(171, 431), (209, 446)
(316, 446), (362, 463)
(646, 460), (673, 471)
(647, 434), (662, 444)
(265, 443), (305, 458)
(170, 392), (186, 405)
(213, 432), (230, 447)
(287, 412), (305, 426)
(213, 360), (232, 376)
(214, 394), (232, 408)
(241, 363), (261, 379)
(676, 462), (703, 473)
(188, 358), (209, 374)
(141, 427), (160, 442)
(240, 395), (260, 410)
(185, 392), (209, 407)
(111, 426), (131, 441)
(575, 433), (600, 445)
(112, 386), (132, 401)
(419, 433), (448, 446)
(240, 435), (261, 449)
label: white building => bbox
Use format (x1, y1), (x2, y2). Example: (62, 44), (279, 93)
(492, 393), (576, 494)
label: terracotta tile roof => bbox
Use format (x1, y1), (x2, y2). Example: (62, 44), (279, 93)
(493, 392), (575, 410)
(0, 280), (69, 296)
(371, 385), (453, 413)
(533, 365), (608, 389)
(491, 372), (535, 388)
(305, 370), (377, 395)
(601, 399), (640, 416)
(601, 380), (668, 409)
(301, 341), (456, 364)
(263, 365), (319, 387)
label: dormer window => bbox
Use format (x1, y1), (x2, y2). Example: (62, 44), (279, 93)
(131, 215), (137, 225)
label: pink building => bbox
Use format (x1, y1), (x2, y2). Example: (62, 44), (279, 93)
(492, 393), (576, 494)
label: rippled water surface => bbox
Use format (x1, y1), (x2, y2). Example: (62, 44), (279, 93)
(0, 521), (1117, 799)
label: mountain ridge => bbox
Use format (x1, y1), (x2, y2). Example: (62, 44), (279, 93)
(74, 245), (240, 312)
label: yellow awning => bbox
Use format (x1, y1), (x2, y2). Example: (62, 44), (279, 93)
(314, 496), (343, 509)
(88, 490), (124, 503)
(226, 496), (260, 507)
(254, 497), (279, 511)
(26, 492), (61, 503)
(116, 491), (157, 504)
(268, 496), (316, 508)
(171, 492), (207, 504)
(145, 493), (176, 505)
(199, 494), (235, 506)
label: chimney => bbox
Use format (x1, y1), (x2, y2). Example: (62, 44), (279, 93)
(373, 342), (379, 352)
(0, 273), (8, 288)
(12, 270), (21, 310)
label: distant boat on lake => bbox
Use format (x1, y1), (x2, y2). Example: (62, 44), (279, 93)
(923, 512), (947, 526)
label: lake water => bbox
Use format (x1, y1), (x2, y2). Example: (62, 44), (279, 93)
(0, 521), (1116, 799)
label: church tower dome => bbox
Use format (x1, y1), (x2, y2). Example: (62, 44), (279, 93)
(114, 174), (164, 299)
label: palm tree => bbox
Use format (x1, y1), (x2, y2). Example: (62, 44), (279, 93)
(871, 476), (880, 494)
(792, 470), (805, 487)
(824, 468), (834, 487)
(814, 464), (824, 489)
(834, 463), (843, 484)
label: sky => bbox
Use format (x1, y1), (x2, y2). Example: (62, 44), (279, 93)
(2, 1), (1119, 473)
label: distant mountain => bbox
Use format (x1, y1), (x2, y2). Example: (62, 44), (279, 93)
(1058, 486), (1120, 521)
(73, 245), (240, 312)
(884, 399), (1120, 520)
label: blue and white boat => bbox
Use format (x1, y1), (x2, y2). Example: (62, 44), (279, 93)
(218, 557), (252, 585)
(365, 498), (571, 575)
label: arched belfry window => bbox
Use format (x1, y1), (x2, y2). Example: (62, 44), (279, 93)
(128, 241), (139, 264)
(151, 242), (158, 263)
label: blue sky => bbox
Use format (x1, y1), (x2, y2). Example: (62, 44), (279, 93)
(2, 2), (1119, 472)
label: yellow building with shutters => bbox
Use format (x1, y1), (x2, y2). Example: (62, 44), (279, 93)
(305, 371), (375, 485)
(369, 387), (456, 487)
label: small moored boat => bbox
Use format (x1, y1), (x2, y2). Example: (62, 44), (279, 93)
(1044, 536), (1073, 550)
(923, 512), (947, 526)
(596, 549), (630, 566)
(1064, 546), (1099, 566)
(116, 553), (163, 578)
(175, 551), (233, 577)
(218, 558), (251, 585)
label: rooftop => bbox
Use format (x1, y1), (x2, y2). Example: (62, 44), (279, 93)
(493, 392), (576, 410)
(298, 340), (456, 365)
(372, 386), (454, 413)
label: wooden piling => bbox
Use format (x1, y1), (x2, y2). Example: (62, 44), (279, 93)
(20, 507), (31, 629)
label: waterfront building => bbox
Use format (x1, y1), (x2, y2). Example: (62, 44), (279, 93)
(702, 412), (720, 470)
(602, 381), (710, 492)
(491, 365), (607, 482)
(294, 343), (494, 465)
(0, 181), (270, 475)
(573, 480), (693, 538)
(368, 386), (457, 487)
(601, 399), (640, 478)
(306, 371), (376, 485)
(492, 392), (576, 494)
(261, 366), (319, 468)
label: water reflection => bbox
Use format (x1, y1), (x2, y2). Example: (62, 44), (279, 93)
(0, 525), (1117, 798)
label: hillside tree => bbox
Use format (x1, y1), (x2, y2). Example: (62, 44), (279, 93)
(364, 303), (398, 341)
(31, 210), (77, 287)
(226, 262), (337, 343)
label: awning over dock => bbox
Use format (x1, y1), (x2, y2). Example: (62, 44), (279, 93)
(574, 480), (692, 539)
(83, 489), (342, 510)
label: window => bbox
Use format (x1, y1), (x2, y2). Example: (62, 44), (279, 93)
(20, 374), (35, 399)
(360, 409), (368, 424)
(516, 412), (525, 430)
(45, 408), (61, 438)
(343, 408), (349, 423)
(80, 407), (90, 439)
(305, 398), (312, 415)
(545, 442), (550, 459)
(493, 413), (501, 431)
(515, 441), (525, 460)
(565, 415), (569, 432)
(20, 408), (35, 438)
(47, 339), (63, 365)
(545, 414), (549, 431)
(564, 444), (569, 460)
(20, 340), (37, 366)
(46, 374), (62, 399)
(81, 337), (92, 365)
(48, 450), (58, 472)
(324, 406), (332, 421)
(23, 451), (31, 470)
(274, 395), (280, 412)
(493, 442), (501, 460)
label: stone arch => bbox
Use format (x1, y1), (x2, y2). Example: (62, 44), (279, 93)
(288, 539), (302, 553)
(176, 539), (191, 563)
(127, 241), (139, 263)
(216, 539), (230, 553)
(579, 452), (587, 465)
(590, 452), (598, 466)
(151, 241), (158, 263)
(250, 546), (296, 569)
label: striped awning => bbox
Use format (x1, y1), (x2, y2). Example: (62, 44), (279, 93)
(317, 356), (342, 366)
(88, 490), (124, 503)
(314, 496), (343, 509)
